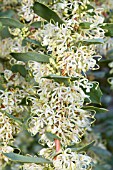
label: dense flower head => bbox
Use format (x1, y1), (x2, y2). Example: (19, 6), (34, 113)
(53, 149), (93, 170)
(28, 79), (95, 146)
(39, 148), (93, 170)
(22, 148), (93, 170)
(37, 23), (101, 77)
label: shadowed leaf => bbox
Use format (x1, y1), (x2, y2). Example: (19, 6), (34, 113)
(11, 52), (50, 63)
(3, 152), (52, 164)
(33, 2), (64, 25)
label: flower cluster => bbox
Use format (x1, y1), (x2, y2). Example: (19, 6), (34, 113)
(52, 149), (93, 170)
(22, 148), (93, 170)
(0, 0), (106, 169)
(28, 79), (95, 146)
(0, 111), (19, 166)
(27, 0), (103, 147)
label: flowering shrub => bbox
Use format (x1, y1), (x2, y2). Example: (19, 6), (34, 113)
(0, 0), (111, 169)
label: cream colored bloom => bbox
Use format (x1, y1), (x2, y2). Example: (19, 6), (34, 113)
(28, 80), (94, 146)
(40, 148), (93, 170)
(0, 111), (20, 144)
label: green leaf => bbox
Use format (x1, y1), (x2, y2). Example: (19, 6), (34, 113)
(82, 106), (108, 114)
(32, 144), (46, 153)
(3, 152), (52, 164)
(86, 4), (94, 10)
(0, 84), (5, 90)
(42, 74), (70, 85)
(0, 9), (16, 18)
(79, 22), (91, 29)
(42, 74), (69, 80)
(4, 112), (22, 125)
(86, 82), (102, 104)
(30, 21), (47, 28)
(69, 141), (95, 153)
(0, 17), (24, 28)
(0, 27), (12, 39)
(10, 52), (50, 63)
(23, 38), (42, 47)
(33, 2), (64, 25)
(45, 132), (60, 142)
(42, 74), (80, 85)
(101, 23), (113, 37)
(82, 38), (104, 45)
(42, 74), (79, 81)
(11, 65), (27, 77)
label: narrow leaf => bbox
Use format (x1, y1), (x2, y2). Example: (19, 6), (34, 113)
(42, 74), (69, 80)
(11, 65), (27, 77)
(0, 9), (16, 18)
(42, 74), (70, 85)
(0, 27), (12, 39)
(42, 74), (80, 85)
(86, 4), (94, 10)
(86, 82), (102, 104)
(101, 23), (113, 37)
(3, 152), (52, 164)
(82, 106), (108, 114)
(79, 22), (91, 29)
(10, 52), (50, 63)
(82, 38), (104, 45)
(30, 21), (47, 28)
(0, 84), (5, 90)
(0, 17), (24, 28)
(4, 112), (22, 125)
(69, 141), (95, 152)
(33, 2), (64, 25)
(23, 38), (42, 47)
(46, 132), (60, 142)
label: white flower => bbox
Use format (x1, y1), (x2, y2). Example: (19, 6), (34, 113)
(0, 111), (20, 144)
(53, 149), (93, 170)
(28, 80), (94, 146)
(18, 0), (34, 21)
(39, 148), (93, 170)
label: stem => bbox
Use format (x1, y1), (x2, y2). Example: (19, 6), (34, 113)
(55, 139), (61, 152)
(54, 139), (61, 160)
